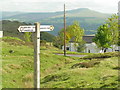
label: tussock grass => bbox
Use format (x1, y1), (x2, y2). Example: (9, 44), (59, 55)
(2, 37), (119, 88)
(8, 64), (21, 69)
(22, 73), (33, 82)
(81, 52), (119, 60)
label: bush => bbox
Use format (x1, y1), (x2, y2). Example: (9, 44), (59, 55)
(81, 52), (119, 60)
(2, 36), (23, 41)
(40, 40), (47, 46)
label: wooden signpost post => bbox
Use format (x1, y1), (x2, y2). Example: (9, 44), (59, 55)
(18, 23), (54, 89)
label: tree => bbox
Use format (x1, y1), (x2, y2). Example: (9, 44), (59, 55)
(53, 36), (63, 48)
(54, 21), (84, 50)
(67, 21), (84, 43)
(40, 32), (55, 42)
(24, 32), (32, 42)
(77, 41), (86, 52)
(106, 14), (119, 46)
(93, 24), (112, 53)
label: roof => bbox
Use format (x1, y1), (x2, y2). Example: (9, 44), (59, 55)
(83, 36), (95, 43)
(69, 35), (95, 43)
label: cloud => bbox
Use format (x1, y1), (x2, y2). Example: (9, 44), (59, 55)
(0, 0), (119, 13)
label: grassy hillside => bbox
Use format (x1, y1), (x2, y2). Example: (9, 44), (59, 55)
(1, 37), (79, 88)
(2, 38), (34, 88)
(2, 20), (26, 40)
(1, 37), (119, 88)
(2, 8), (111, 35)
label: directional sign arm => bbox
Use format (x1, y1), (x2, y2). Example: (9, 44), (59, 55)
(18, 25), (54, 32)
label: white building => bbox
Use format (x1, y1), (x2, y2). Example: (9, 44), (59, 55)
(62, 35), (120, 53)
(0, 31), (3, 38)
(62, 42), (78, 52)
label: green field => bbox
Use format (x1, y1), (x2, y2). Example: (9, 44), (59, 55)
(1, 37), (119, 88)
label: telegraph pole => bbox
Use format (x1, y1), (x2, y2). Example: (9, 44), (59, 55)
(64, 4), (66, 56)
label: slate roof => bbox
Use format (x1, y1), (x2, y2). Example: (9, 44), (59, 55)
(69, 35), (95, 43)
(83, 36), (95, 43)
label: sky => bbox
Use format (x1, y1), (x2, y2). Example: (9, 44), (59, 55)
(0, 0), (120, 14)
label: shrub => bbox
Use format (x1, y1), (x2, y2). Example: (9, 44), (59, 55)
(81, 52), (119, 60)
(2, 36), (23, 41)
(40, 40), (47, 46)
(71, 61), (100, 68)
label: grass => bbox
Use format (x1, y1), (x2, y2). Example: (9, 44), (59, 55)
(80, 52), (120, 60)
(2, 41), (34, 88)
(53, 50), (93, 55)
(2, 39), (78, 88)
(2, 36), (23, 41)
(1, 37), (119, 88)
(41, 57), (119, 88)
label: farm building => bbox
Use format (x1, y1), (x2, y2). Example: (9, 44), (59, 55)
(0, 31), (3, 38)
(62, 35), (119, 53)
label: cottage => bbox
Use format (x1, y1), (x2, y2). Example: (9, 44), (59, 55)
(0, 31), (3, 38)
(83, 35), (98, 53)
(62, 35), (119, 53)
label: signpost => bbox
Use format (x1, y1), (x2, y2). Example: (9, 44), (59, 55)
(18, 25), (54, 32)
(18, 23), (54, 89)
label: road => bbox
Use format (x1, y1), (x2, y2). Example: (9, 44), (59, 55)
(55, 53), (87, 57)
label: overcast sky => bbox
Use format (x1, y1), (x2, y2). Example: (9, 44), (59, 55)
(0, 0), (120, 14)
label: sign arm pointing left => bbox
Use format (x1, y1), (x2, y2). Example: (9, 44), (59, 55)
(18, 25), (54, 32)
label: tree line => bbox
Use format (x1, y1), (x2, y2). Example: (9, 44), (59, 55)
(3, 13), (118, 53)
(54, 14), (119, 53)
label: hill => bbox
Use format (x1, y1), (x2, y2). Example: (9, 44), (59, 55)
(2, 8), (111, 35)
(1, 37), (119, 88)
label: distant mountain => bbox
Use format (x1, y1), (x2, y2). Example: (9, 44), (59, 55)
(2, 11), (24, 18)
(2, 8), (112, 35)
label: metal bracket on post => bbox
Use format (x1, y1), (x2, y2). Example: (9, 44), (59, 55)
(34, 22), (40, 89)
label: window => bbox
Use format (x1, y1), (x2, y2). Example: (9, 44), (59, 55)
(66, 47), (69, 50)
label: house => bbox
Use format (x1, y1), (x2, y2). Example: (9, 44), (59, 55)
(62, 35), (119, 53)
(0, 31), (3, 38)
(62, 41), (78, 52)
(83, 35), (100, 53)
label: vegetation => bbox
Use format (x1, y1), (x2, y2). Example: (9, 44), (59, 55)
(24, 32), (32, 42)
(41, 55), (119, 88)
(77, 41), (86, 52)
(1, 37), (119, 88)
(106, 14), (119, 45)
(81, 52), (119, 60)
(93, 24), (112, 53)
(2, 39), (34, 88)
(2, 20), (26, 40)
(2, 36), (23, 41)
(40, 32), (55, 42)
(93, 14), (119, 52)
(2, 20), (55, 42)
(54, 21), (84, 50)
